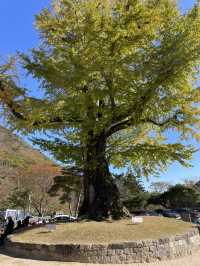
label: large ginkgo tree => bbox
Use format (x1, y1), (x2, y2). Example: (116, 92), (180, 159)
(1, 0), (200, 219)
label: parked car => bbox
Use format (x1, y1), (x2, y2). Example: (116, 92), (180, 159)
(162, 210), (181, 219)
(32, 216), (53, 225)
(154, 209), (165, 215)
(132, 210), (161, 217)
(132, 211), (146, 216)
(53, 215), (77, 223)
(144, 211), (161, 216)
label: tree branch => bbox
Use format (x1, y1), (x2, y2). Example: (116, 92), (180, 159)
(0, 79), (76, 126)
(105, 111), (184, 137)
(105, 118), (133, 137)
(101, 72), (116, 122)
(0, 80), (25, 120)
(141, 111), (184, 127)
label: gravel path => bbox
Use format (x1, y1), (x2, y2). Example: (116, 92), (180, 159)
(0, 251), (200, 266)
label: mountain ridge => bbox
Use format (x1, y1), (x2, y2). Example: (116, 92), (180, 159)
(0, 125), (54, 172)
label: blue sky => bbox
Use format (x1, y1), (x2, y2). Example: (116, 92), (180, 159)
(0, 0), (199, 189)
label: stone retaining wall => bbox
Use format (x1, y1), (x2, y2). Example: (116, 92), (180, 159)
(5, 228), (200, 264)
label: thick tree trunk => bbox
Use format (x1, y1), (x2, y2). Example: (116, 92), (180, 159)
(79, 135), (123, 220)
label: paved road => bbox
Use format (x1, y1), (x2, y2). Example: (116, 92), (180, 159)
(0, 251), (200, 266)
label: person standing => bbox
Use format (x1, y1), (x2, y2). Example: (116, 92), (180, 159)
(0, 216), (15, 245)
(4, 217), (14, 236)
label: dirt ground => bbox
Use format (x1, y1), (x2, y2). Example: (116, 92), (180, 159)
(0, 251), (200, 266)
(12, 218), (193, 245)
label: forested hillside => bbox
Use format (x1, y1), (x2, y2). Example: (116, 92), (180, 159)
(0, 125), (52, 171)
(0, 126), (63, 214)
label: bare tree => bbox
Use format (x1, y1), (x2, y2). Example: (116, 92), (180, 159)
(150, 181), (171, 193)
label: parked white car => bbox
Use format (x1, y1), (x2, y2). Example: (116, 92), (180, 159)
(53, 215), (77, 223)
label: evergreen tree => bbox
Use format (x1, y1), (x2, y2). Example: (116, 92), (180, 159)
(116, 170), (147, 211)
(148, 184), (200, 209)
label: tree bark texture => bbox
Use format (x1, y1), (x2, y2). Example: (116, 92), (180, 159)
(79, 135), (123, 220)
